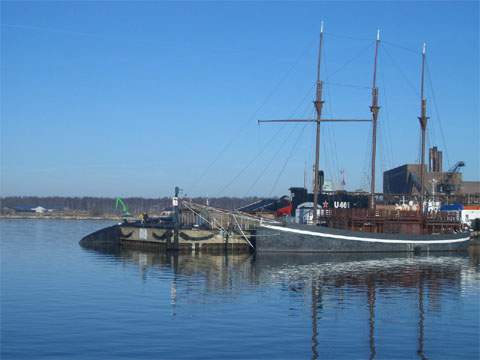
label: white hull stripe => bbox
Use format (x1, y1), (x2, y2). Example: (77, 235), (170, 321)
(260, 224), (470, 244)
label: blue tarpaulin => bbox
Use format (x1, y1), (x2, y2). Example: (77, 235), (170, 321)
(440, 204), (464, 211)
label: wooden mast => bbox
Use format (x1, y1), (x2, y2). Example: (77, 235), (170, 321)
(369, 30), (381, 210)
(419, 43), (428, 211)
(312, 22), (325, 224)
(258, 24), (371, 224)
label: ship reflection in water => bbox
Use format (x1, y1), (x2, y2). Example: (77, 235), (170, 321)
(82, 241), (479, 359)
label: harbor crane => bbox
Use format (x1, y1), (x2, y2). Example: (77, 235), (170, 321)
(115, 197), (131, 217)
(439, 161), (465, 195)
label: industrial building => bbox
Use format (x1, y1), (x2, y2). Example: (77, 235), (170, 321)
(383, 146), (479, 202)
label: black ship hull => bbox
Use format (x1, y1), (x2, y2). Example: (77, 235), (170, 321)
(255, 223), (470, 253)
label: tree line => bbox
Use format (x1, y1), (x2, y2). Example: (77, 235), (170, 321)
(0, 196), (262, 215)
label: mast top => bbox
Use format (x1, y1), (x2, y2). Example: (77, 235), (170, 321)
(420, 42), (427, 102)
(372, 28), (380, 90)
(316, 22), (325, 85)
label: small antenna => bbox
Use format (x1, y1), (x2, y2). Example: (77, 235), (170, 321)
(320, 21), (324, 34)
(422, 42), (426, 55)
(376, 29), (380, 41)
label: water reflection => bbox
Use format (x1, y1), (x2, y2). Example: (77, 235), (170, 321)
(367, 277), (376, 360)
(81, 243), (479, 359)
(311, 280), (319, 360)
(417, 276), (426, 360)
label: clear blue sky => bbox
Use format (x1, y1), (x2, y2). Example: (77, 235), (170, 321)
(1, 1), (478, 198)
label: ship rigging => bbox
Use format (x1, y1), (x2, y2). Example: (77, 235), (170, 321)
(259, 23), (381, 222)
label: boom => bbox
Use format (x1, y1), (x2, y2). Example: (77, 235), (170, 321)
(115, 197), (131, 216)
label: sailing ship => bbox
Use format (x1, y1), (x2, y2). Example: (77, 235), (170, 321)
(80, 24), (471, 254)
(254, 23), (471, 252)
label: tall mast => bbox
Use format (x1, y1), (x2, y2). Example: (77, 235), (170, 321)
(312, 22), (325, 224)
(259, 23), (372, 224)
(419, 43), (428, 211)
(369, 30), (381, 210)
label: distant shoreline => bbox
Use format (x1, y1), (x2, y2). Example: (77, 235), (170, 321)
(0, 214), (121, 221)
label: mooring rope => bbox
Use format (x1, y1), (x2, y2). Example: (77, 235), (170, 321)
(232, 214), (255, 249)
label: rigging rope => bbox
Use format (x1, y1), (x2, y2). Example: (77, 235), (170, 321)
(324, 81), (370, 90)
(324, 31), (373, 42)
(322, 127), (333, 190)
(379, 121), (388, 177)
(382, 40), (420, 55)
(425, 59), (451, 168)
(325, 42), (375, 81)
(188, 37), (317, 195)
(268, 122), (309, 196)
(361, 119), (372, 191)
(242, 97), (313, 197)
(379, 56), (395, 169)
(182, 201), (226, 233)
(382, 44), (419, 98)
(195, 34), (438, 198)
(323, 48), (341, 188)
(217, 84), (315, 197)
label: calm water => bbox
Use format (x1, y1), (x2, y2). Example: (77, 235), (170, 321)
(1, 219), (479, 359)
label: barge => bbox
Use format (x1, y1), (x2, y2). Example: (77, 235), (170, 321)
(80, 188), (255, 253)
